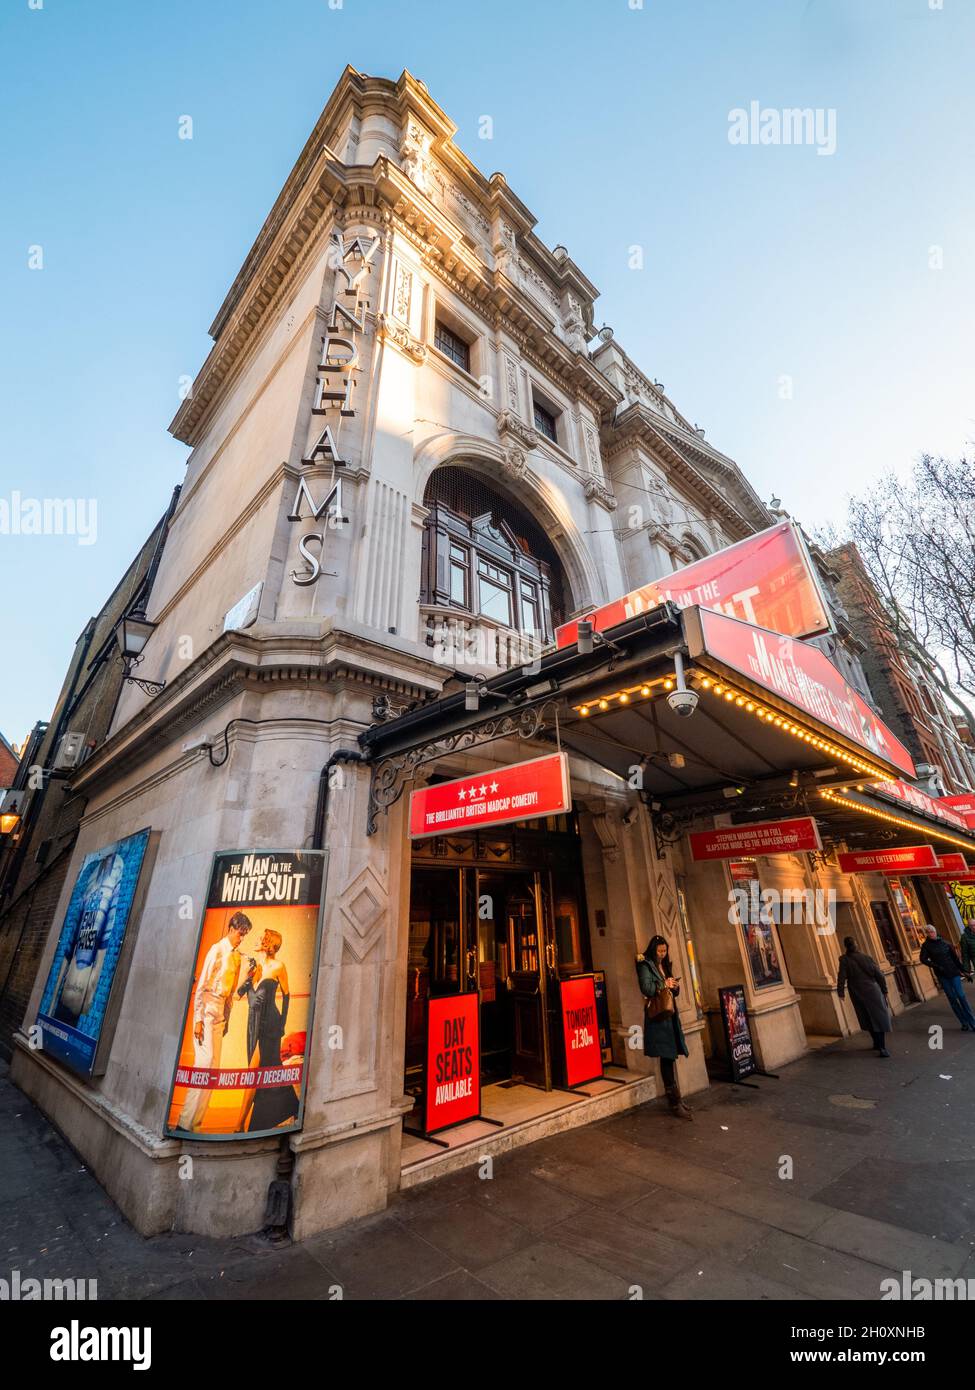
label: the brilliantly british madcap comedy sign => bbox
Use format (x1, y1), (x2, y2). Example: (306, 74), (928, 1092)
(689, 816), (822, 862)
(409, 752), (571, 839)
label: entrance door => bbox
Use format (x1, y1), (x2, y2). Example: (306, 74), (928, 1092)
(405, 868), (475, 1094)
(405, 814), (593, 1097)
(869, 900), (918, 1005)
(489, 871), (551, 1088)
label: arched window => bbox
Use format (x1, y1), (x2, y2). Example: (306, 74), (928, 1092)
(680, 533), (709, 563)
(421, 467), (567, 641)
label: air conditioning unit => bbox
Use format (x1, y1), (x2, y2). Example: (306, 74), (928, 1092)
(53, 731), (88, 771)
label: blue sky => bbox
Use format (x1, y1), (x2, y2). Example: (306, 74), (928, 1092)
(2, 0), (973, 745)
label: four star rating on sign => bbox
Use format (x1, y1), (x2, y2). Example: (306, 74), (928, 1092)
(457, 781), (500, 801)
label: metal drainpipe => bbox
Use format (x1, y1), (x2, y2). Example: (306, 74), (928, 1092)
(264, 746), (367, 1242)
(311, 749), (367, 851)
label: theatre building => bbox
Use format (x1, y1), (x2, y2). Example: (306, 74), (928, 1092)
(12, 67), (975, 1241)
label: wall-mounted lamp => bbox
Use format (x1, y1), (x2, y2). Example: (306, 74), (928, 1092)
(0, 792), (23, 835)
(115, 607), (166, 697)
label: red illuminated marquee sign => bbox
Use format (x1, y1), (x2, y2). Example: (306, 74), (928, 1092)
(689, 816), (823, 862)
(689, 609), (917, 780)
(555, 521), (831, 649)
(874, 781), (973, 832)
(424, 992), (480, 1135)
(937, 794), (975, 828)
(837, 845), (939, 874)
(409, 752), (570, 839)
(936, 854), (968, 873)
(559, 976), (603, 1088)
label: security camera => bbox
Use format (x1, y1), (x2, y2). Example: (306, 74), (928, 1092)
(667, 688), (699, 718)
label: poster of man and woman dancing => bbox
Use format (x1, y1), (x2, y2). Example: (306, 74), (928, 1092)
(165, 848), (327, 1141)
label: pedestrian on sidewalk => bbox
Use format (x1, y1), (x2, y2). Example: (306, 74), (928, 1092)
(919, 924), (975, 1031)
(636, 935), (692, 1120)
(959, 919), (975, 982)
(836, 936), (892, 1056)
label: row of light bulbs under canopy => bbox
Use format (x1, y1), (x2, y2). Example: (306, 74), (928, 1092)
(573, 671), (892, 783)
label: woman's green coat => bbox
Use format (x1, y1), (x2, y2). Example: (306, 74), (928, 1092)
(636, 956), (689, 1060)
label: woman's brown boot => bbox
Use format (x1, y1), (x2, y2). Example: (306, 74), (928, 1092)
(665, 1083), (693, 1121)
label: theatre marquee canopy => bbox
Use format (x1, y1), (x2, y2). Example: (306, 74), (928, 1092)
(817, 781), (975, 857)
(360, 602), (924, 833)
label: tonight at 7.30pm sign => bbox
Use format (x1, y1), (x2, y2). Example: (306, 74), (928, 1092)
(409, 752), (571, 838)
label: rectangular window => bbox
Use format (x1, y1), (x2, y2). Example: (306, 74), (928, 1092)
(434, 321), (471, 373)
(449, 543), (468, 605)
(520, 581), (540, 635)
(477, 558), (513, 626)
(532, 399), (558, 442)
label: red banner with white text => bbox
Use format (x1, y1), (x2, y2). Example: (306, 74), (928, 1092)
(556, 521), (831, 649)
(837, 846), (939, 874)
(688, 609), (916, 779)
(425, 992), (480, 1135)
(409, 752), (570, 839)
(689, 816), (822, 861)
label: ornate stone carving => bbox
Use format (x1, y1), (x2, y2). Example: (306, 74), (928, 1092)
(583, 475), (618, 511)
(392, 264), (412, 323)
(493, 221), (517, 277)
(501, 445), (528, 481)
(517, 257), (560, 313)
(496, 409), (538, 452)
(376, 312), (426, 363)
(645, 476), (675, 525)
(503, 356), (519, 410)
(399, 120), (433, 195)
(583, 428), (601, 472)
(562, 294), (587, 353)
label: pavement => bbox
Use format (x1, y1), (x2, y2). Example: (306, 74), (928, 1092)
(4, 995), (975, 1301)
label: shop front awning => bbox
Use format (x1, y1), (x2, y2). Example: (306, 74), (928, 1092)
(359, 602), (925, 833)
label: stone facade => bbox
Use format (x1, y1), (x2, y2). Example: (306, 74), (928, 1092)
(8, 68), (951, 1240)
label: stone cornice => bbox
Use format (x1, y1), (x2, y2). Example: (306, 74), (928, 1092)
(602, 403), (763, 537)
(650, 416), (770, 527)
(170, 69), (621, 448)
(68, 623), (453, 796)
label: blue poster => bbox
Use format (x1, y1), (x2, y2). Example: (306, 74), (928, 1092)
(36, 828), (151, 1076)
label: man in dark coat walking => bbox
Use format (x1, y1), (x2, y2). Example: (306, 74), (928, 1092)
(837, 936), (892, 1056)
(920, 924), (975, 1030)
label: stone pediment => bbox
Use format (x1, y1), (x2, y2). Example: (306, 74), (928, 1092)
(472, 511), (521, 553)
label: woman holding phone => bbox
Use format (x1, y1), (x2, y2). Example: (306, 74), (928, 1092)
(636, 934), (692, 1120)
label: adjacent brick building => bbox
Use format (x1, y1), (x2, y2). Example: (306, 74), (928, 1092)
(0, 491), (179, 1053)
(827, 541), (975, 795)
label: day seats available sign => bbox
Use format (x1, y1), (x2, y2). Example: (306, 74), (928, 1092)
(424, 992), (480, 1134)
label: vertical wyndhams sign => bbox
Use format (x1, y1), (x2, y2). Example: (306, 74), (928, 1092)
(289, 231), (379, 587)
(166, 849), (327, 1140)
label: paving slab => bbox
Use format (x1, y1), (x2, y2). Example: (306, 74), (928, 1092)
(739, 1229), (901, 1301)
(476, 1241), (633, 1300)
(5, 991), (975, 1302)
(808, 1209), (970, 1279)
